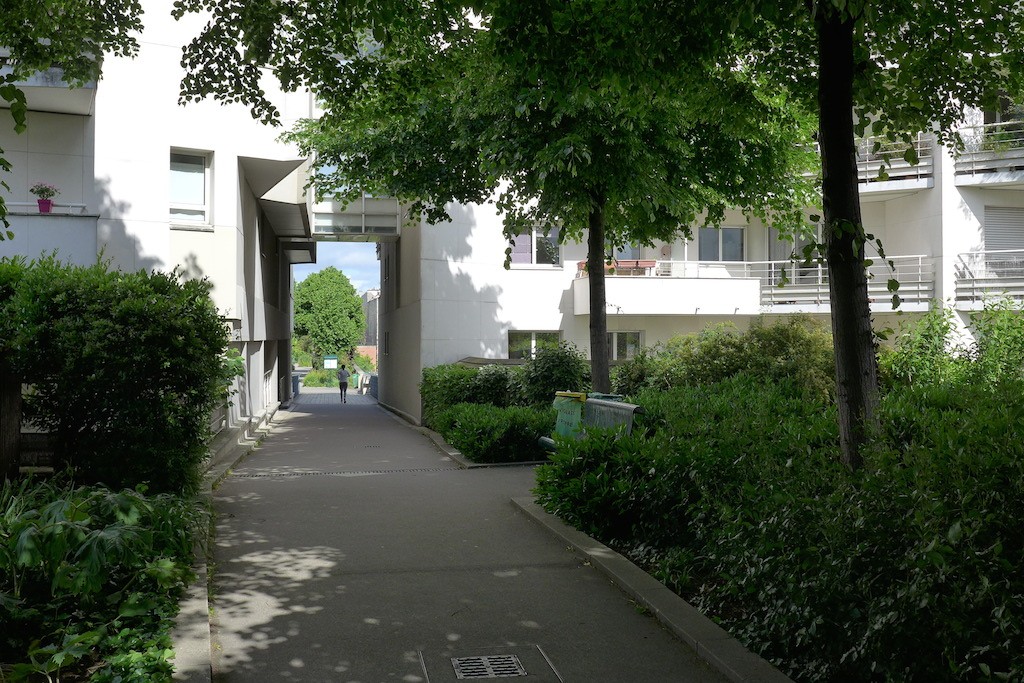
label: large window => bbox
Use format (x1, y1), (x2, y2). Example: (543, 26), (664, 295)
(509, 331), (560, 359)
(510, 226), (560, 266)
(698, 226), (744, 261)
(170, 152), (211, 224)
(607, 331), (642, 361)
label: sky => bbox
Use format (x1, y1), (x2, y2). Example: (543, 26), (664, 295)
(293, 242), (381, 293)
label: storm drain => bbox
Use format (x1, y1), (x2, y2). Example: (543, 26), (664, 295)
(451, 654), (527, 679)
(420, 646), (562, 682)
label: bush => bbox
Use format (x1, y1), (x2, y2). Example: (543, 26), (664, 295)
(878, 305), (970, 389)
(0, 477), (205, 681)
(521, 342), (590, 405)
(535, 374), (1024, 681)
(420, 364), (485, 429)
(420, 363), (527, 428)
(434, 403), (555, 463)
(611, 317), (835, 401)
(301, 368), (339, 387)
(5, 259), (227, 495)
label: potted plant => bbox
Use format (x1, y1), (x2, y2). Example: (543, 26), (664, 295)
(29, 182), (60, 213)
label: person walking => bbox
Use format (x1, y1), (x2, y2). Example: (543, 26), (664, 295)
(337, 364), (351, 403)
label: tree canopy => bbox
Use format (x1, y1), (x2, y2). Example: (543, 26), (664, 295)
(293, 267), (366, 363)
(177, 0), (818, 390)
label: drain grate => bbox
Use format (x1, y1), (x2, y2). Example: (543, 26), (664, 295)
(451, 654), (527, 679)
(232, 467), (458, 478)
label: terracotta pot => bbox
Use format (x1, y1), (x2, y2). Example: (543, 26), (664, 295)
(36, 198), (53, 213)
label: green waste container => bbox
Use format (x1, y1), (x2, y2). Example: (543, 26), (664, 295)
(553, 391), (587, 437)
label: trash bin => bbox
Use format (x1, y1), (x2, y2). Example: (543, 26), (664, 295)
(553, 391), (587, 437)
(291, 373), (300, 396)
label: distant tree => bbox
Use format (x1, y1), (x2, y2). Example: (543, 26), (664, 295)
(293, 267), (366, 367)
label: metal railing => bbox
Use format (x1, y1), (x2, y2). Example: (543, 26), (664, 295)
(752, 255), (934, 307)
(585, 256), (935, 308)
(956, 250), (1024, 303)
(955, 122), (1024, 175)
(854, 133), (934, 183)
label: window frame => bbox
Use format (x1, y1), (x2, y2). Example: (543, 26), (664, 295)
(508, 330), (560, 359)
(698, 226), (745, 262)
(169, 150), (212, 229)
(509, 225), (561, 268)
(607, 331), (642, 362)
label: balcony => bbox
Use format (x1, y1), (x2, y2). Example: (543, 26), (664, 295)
(573, 256), (935, 316)
(954, 123), (1024, 187)
(955, 250), (1024, 309)
(0, 54), (97, 115)
(808, 134), (935, 201)
(0, 208), (98, 265)
(313, 194), (400, 242)
(754, 255), (935, 313)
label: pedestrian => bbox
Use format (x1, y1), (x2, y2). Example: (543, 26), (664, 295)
(337, 364), (351, 403)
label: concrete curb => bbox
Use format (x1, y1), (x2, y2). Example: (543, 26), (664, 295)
(170, 414), (272, 682)
(510, 497), (794, 683)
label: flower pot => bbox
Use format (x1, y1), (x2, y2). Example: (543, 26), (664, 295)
(36, 199), (53, 213)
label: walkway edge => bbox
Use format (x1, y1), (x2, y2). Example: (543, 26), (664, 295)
(510, 497), (794, 683)
(171, 414), (274, 682)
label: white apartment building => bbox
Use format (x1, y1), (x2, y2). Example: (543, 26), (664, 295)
(377, 124), (1024, 424)
(6, 4), (1023, 431)
(0, 3), (319, 438)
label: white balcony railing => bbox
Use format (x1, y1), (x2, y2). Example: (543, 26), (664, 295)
(855, 133), (934, 183)
(955, 123), (1024, 175)
(585, 256), (935, 310)
(956, 250), (1024, 304)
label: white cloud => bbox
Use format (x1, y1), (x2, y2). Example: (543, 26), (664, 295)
(293, 242), (381, 293)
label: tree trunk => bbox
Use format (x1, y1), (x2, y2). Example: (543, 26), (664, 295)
(587, 196), (611, 392)
(0, 361), (21, 479)
(817, 12), (880, 470)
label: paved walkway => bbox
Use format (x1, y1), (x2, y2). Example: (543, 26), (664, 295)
(209, 387), (727, 682)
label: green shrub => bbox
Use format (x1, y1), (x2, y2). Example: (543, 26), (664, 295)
(354, 351), (377, 372)
(612, 317), (834, 400)
(420, 364), (483, 429)
(435, 403), (555, 463)
(969, 298), (1024, 384)
(878, 305), (970, 389)
(535, 374), (1024, 681)
(521, 342), (590, 405)
(301, 368), (339, 387)
(7, 259), (227, 495)
(0, 477), (205, 681)
(471, 364), (525, 407)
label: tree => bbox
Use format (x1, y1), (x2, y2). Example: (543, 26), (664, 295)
(175, 0), (817, 391)
(722, 1), (1024, 468)
(0, 0), (144, 232)
(293, 267), (366, 366)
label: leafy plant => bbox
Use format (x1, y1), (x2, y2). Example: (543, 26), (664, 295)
(434, 403), (554, 463)
(6, 258), (227, 495)
(0, 478), (204, 681)
(300, 368), (339, 387)
(521, 342), (590, 405)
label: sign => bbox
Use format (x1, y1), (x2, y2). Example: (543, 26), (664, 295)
(324, 355), (338, 370)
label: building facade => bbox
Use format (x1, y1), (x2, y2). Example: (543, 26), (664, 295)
(378, 124), (1024, 424)
(1, 1), (317, 437)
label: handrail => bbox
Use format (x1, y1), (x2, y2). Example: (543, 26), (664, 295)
(955, 122), (1024, 175)
(955, 249), (1024, 303)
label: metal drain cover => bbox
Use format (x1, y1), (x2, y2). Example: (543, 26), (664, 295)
(420, 646), (562, 682)
(452, 654), (526, 679)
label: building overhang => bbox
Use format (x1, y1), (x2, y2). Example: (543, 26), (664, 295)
(281, 239), (316, 264)
(0, 65), (96, 115)
(238, 156), (312, 239)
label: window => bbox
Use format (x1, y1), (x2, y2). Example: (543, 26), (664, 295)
(607, 331), (642, 361)
(170, 152), (211, 223)
(510, 226), (560, 266)
(508, 331), (559, 359)
(698, 226), (744, 261)
(614, 243), (640, 260)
